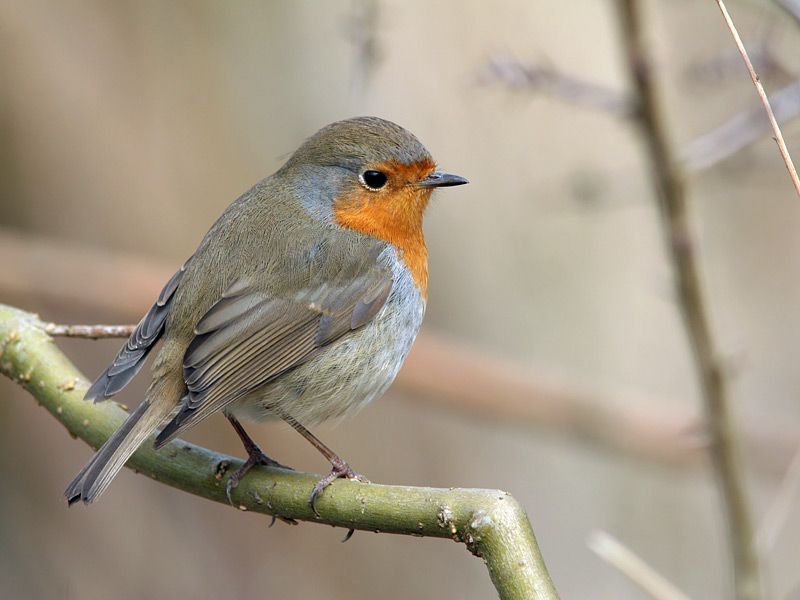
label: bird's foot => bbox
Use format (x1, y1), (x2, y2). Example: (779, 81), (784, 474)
(226, 446), (294, 506)
(308, 456), (369, 517)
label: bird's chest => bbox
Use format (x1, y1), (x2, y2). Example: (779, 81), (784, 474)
(234, 251), (426, 424)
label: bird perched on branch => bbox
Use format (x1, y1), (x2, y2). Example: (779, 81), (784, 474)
(65, 116), (468, 509)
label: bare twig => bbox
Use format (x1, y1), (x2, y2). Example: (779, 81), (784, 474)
(480, 56), (634, 116)
(616, 1), (762, 598)
(757, 444), (800, 551)
(715, 0), (800, 198)
(681, 79), (800, 172)
(684, 33), (790, 86)
(587, 530), (691, 600)
(44, 323), (136, 339)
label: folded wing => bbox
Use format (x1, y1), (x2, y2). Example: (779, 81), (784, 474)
(154, 243), (392, 447)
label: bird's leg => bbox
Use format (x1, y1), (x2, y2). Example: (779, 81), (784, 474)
(282, 414), (369, 517)
(225, 413), (293, 505)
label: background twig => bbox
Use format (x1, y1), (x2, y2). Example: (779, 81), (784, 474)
(757, 444), (800, 551)
(479, 56), (633, 116)
(772, 0), (800, 27)
(715, 0), (800, 198)
(587, 530), (691, 600)
(616, 1), (763, 598)
(681, 79), (800, 172)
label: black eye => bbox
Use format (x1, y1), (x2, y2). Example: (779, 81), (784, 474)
(360, 170), (388, 190)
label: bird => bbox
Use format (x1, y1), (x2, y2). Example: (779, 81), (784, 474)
(65, 116), (468, 509)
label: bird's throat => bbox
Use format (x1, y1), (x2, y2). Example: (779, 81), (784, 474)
(334, 189), (430, 298)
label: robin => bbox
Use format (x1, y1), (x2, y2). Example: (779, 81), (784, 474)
(65, 116), (468, 510)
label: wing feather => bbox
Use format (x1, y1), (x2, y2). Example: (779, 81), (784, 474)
(85, 260), (189, 401)
(153, 242), (393, 447)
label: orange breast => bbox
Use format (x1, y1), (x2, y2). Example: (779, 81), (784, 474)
(333, 160), (434, 297)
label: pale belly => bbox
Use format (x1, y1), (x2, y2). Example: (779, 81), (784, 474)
(228, 252), (425, 425)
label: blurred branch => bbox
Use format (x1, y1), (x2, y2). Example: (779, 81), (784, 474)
(345, 0), (381, 104)
(0, 227), (175, 314)
(0, 304), (558, 600)
(587, 530), (691, 600)
(681, 79), (800, 172)
(482, 55), (800, 175)
(401, 333), (703, 463)
(715, 0), (800, 198)
(684, 32), (791, 87)
(479, 56), (634, 116)
(757, 443), (800, 551)
(616, 1), (763, 599)
(3, 226), (798, 475)
(773, 0), (800, 26)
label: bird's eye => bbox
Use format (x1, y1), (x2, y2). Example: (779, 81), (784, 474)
(360, 170), (388, 191)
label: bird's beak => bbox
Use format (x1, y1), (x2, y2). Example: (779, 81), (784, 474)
(415, 171), (469, 188)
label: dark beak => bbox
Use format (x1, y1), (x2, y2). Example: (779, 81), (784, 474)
(416, 171), (469, 188)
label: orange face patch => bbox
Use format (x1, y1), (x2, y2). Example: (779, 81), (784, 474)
(333, 159), (436, 297)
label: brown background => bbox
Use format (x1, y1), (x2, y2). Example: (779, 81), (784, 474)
(1, 1), (799, 598)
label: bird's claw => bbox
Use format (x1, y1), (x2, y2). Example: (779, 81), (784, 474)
(225, 477), (239, 506)
(308, 460), (367, 518)
(342, 528), (356, 543)
(225, 448), (294, 507)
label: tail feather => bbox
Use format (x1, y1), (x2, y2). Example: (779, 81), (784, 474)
(65, 398), (175, 505)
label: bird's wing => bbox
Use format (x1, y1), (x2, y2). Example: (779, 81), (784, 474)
(153, 242), (393, 447)
(85, 260), (191, 402)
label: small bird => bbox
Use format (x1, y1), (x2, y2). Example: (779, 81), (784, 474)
(65, 116), (468, 508)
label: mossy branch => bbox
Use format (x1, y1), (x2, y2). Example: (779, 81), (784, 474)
(0, 304), (558, 600)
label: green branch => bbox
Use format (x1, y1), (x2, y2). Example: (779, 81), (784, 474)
(0, 304), (559, 600)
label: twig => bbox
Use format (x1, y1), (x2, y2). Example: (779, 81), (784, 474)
(44, 323), (136, 339)
(480, 56), (634, 116)
(482, 53), (800, 175)
(757, 444), (800, 551)
(5, 227), (797, 475)
(684, 33), (789, 87)
(0, 304), (559, 600)
(773, 0), (800, 26)
(715, 0), (800, 198)
(616, 2), (762, 599)
(345, 0), (381, 104)
(587, 530), (691, 600)
(681, 79), (800, 172)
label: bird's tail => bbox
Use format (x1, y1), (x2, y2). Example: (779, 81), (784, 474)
(65, 389), (177, 505)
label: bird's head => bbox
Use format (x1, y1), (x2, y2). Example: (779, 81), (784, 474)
(280, 116), (468, 296)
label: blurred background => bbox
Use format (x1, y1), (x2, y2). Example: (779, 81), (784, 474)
(2, 1), (800, 598)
